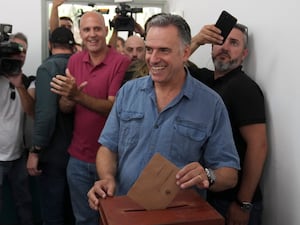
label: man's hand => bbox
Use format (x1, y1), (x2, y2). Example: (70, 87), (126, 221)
(134, 20), (145, 36)
(226, 201), (251, 225)
(6, 73), (23, 88)
(87, 179), (116, 211)
(193, 24), (223, 46)
(52, 0), (66, 8)
(59, 96), (76, 113)
(27, 153), (42, 176)
(175, 162), (209, 189)
(190, 24), (224, 54)
(50, 68), (87, 101)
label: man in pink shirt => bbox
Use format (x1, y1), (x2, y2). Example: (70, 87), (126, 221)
(50, 11), (131, 225)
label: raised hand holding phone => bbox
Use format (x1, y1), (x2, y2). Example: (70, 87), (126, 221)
(215, 10), (237, 44)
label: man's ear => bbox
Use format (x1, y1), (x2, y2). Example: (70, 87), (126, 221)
(183, 45), (191, 62)
(242, 48), (249, 61)
(105, 26), (109, 37)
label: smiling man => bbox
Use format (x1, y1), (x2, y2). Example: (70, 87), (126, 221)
(50, 11), (131, 225)
(87, 14), (240, 215)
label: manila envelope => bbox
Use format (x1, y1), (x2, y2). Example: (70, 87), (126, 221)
(127, 153), (180, 210)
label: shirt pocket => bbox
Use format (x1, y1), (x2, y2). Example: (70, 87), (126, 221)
(171, 119), (208, 164)
(119, 111), (144, 150)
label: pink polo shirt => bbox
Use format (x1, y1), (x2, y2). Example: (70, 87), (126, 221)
(67, 47), (131, 163)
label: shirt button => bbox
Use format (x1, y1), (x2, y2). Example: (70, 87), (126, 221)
(154, 124), (159, 129)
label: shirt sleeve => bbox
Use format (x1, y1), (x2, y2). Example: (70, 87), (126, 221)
(230, 78), (266, 127)
(32, 66), (59, 147)
(201, 98), (241, 170)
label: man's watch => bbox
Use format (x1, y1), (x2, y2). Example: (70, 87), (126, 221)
(29, 146), (42, 154)
(204, 168), (216, 187)
(235, 199), (253, 212)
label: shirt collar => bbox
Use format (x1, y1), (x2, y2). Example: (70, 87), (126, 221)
(216, 65), (243, 82)
(82, 46), (114, 66)
(142, 67), (195, 100)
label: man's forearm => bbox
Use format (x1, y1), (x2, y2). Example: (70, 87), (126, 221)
(237, 145), (268, 202)
(237, 124), (268, 202)
(209, 167), (238, 192)
(49, 3), (60, 32)
(73, 92), (114, 116)
(96, 146), (117, 180)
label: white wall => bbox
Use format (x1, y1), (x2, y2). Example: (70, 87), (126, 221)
(0, 1), (43, 76)
(168, 0), (300, 225)
(1, 0), (299, 224)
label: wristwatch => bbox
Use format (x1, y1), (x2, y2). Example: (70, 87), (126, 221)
(29, 146), (42, 154)
(204, 168), (216, 187)
(235, 199), (253, 212)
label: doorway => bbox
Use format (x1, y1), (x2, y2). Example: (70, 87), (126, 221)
(42, 0), (166, 59)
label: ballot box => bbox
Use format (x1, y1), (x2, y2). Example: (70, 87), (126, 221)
(99, 189), (224, 225)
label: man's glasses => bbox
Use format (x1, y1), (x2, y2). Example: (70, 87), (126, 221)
(9, 82), (16, 100)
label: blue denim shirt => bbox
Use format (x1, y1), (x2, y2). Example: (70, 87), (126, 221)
(99, 71), (240, 195)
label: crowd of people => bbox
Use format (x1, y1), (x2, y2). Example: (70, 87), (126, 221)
(0, 1), (268, 225)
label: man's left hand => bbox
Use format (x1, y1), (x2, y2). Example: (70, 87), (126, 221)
(175, 162), (209, 189)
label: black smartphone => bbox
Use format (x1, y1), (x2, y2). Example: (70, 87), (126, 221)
(215, 10), (237, 44)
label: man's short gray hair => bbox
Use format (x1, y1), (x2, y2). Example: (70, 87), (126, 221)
(145, 13), (191, 46)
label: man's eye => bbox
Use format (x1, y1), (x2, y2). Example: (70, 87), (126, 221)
(146, 47), (152, 53)
(230, 40), (239, 46)
(160, 48), (170, 53)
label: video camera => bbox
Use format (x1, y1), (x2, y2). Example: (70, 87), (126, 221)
(109, 3), (143, 33)
(0, 24), (23, 76)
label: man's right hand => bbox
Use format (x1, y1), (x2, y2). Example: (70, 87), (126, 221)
(193, 24), (223, 46)
(87, 179), (116, 211)
(190, 24), (224, 55)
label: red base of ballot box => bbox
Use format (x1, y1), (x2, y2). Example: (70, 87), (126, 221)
(99, 189), (224, 225)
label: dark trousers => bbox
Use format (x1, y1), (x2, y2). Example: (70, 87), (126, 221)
(209, 198), (263, 225)
(37, 162), (75, 225)
(0, 154), (34, 225)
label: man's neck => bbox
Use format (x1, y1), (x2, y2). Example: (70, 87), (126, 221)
(89, 46), (109, 66)
(51, 48), (73, 55)
(214, 70), (227, 80)
(154, 70), (186, 112)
